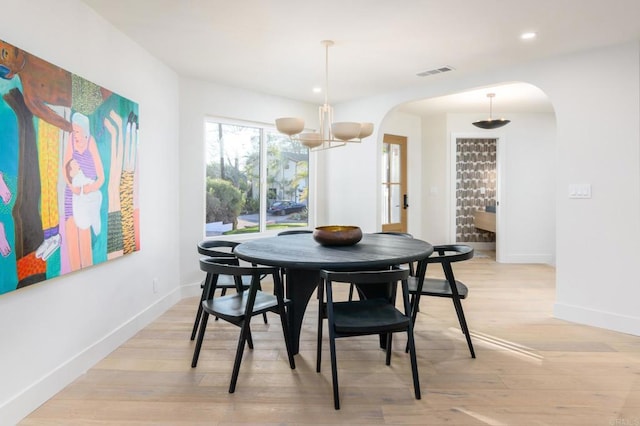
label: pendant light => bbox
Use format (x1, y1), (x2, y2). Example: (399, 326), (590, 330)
(275, 40), (374, 150)
(472, 93), (511, 129)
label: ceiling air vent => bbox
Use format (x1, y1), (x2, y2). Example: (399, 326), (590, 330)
(416, 66), (455, 77)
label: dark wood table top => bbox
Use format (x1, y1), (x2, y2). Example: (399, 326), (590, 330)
(234, 233), (433, 270)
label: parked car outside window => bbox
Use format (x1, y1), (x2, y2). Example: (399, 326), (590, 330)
(268, 201), (307, 216)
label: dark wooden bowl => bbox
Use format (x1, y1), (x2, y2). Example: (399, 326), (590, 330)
(313, 225), (363, 247)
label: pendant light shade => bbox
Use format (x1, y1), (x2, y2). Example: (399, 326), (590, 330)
(275, 117), (305, 136)
(275, 40), (374, 150)
(472, 93), (511, 129)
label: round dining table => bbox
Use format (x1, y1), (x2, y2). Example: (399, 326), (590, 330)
(234, 232), (433, 354)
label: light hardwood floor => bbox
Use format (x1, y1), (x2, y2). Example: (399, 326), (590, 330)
(21, 255), (640, 425)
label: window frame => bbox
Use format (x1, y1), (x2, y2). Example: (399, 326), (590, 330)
(203, 116), (313, 237)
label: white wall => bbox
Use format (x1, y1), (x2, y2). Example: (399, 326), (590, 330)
(0, 1), (181, 424)
(420, 113), (451, 243)
(328, 41), (640, 336)
(492, 112), (557, 264)
(543, 44), (640, 335)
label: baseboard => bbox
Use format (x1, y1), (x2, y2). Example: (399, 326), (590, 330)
(501, 253), (554, 265)
(181, 280), (203, 299)
(0, 288), (182, 426)
(461, 243), (554, 265)
(459, 242), (496, 251)
(554, 302), (640, 337)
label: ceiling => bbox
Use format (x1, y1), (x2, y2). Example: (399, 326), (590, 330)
(81, 0), (640, 115)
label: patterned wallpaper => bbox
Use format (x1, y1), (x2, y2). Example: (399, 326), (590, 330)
(456, 138), (497, 242)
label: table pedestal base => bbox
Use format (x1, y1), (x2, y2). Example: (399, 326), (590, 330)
(285, 269), (320, 355)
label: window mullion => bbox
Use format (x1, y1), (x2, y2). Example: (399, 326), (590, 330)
(259, 128), (268, 232)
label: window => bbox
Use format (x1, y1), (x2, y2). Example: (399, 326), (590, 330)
(205, 119), (309, 236)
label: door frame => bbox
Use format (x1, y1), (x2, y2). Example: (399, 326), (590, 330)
(449, 132), (507, 262)
(381, 133), (408, 233)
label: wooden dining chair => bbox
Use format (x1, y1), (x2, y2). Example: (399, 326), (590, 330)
(191, 259), (296, 393)
(191, 239), (265, 341)
(316, 267), (420, 409)
(408, 244), (476, 358)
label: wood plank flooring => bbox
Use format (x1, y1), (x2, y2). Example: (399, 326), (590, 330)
(21, 254), (640, 425)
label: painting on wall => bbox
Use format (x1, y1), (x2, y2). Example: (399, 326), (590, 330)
(0, 39), (140, 295)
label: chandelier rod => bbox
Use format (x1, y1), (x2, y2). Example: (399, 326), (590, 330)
(274, 40), (373, 149)
(322, 40), (334, 107)
(489, 93), (493, 119)
(488, 93), (495, 119)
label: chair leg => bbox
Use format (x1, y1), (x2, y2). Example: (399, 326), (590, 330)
(191, 311), (209, 368)
(329, 333), (340, 410)
(316, 325), (323, 372)
(385, 332), (393, 366)
(406, 325), (421, 400)
(442, 262), (475, 358)
(316, 281), (325, 373)
(229, 320), (250, 393)
(451, 296), (475, 358)
(409, 294), (420, 313)
(190, 299), (204, 340)
(246, 326), (254, 350)
(406, 293), (422, 354)
(279, 306), (296, 370)
(191, 279), (209, 340)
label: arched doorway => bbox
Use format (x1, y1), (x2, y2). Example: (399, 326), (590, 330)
(384, 82), (556, 264)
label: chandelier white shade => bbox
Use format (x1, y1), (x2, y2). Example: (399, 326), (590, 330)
(275, 117), (305, 136)
(275, 40), (374, 150)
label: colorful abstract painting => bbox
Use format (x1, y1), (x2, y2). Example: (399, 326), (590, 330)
(0, 39), (140, 295)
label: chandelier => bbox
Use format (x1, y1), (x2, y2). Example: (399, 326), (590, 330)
(472, 93), (511, 129)
(275, 40), (374, 150)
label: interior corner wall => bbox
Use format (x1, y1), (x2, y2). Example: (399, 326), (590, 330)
(0, 1), (181, 424)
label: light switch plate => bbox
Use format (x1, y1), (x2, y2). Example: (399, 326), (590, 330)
(568, 183), (591, 199)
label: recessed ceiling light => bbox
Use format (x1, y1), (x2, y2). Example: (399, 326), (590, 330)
(312, 87), (322, 93)
(521, 32), (537, 40)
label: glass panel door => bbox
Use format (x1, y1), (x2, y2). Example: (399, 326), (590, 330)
(381, 134), (407, 233)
